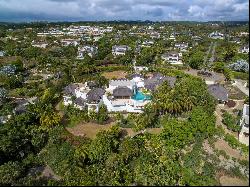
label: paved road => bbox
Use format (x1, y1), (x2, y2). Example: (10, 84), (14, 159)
(233, 79), (249, 96)
(204, 42), (213, 66)
(209, 42), (217, 66)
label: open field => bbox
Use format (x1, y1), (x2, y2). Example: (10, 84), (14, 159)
(102, 70), (127, 80)
(219, 176), (248, 186)
(66, 122), (162, 139)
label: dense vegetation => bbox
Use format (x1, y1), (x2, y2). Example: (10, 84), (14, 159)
(0, 21), (249, 186)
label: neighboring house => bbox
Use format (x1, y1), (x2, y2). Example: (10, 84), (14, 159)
(150, 32), (160, 39)
(208, 84), (228, 103)
(63, 83), (104, 112)
(141, 40), (154, 47)
(238, 44), (249, 54)
(192, 36), (202, 41)
(174, 43), (189, 52)
(168, 34), (176, 41)
(31, 41), (48, 48)
(86, 88), (105, 112)
(61, 39), (80, 46)
(161, 52), (183, 65)
(208, 31), (224, 39)
(134, 66), (148, 72)
(63, 83), (90, 108)
(77, 45), (98, 59)
(144, 73), (176, 91)
(239, 104), (249, 145)
(112, 45), (130, 56)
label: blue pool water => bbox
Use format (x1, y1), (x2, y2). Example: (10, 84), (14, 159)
(133, 91), (151, 101)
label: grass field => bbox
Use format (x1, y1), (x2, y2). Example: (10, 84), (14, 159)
(102, 70), (127, 80)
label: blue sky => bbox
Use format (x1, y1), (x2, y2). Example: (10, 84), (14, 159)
(0, 0), (249, 22)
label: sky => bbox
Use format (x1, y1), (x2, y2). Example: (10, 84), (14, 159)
(0, 0), (249, 22)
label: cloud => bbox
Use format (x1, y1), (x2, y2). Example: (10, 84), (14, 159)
(0, 0), (248, 22)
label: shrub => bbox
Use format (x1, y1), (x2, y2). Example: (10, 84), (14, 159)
(222, 112), (241, 132)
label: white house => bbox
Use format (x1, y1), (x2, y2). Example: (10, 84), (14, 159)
(161, 52), (183, 65)
(239, 104), (249, 145)
(238, 44), (249, 54)
(77, 45), (98, 59)
(174, 43), (189, 52)
(208, 31), (224, 39)
(168, 34), (176, 41)
(141, 40), (154, 47)
(112, 45), (130, 56)
(134, 66), (149, 72)
(61, 39), (80, 46)
(31, 41), (48, 48)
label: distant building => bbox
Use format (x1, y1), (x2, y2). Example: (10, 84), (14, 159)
(112, 45), (130, 56)
(31, 41), (48, 48)
(161, 51), (183, 65)
(77, 45), (98, 59)
(238, 44), (249, 54)
(208, 31), (224, 39)
(174, 43), (189, 52)
(61, 39), (80, 46)
(141, 40), (154, 47)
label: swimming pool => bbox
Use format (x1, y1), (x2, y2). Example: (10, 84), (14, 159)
(133, 91), (151, 101)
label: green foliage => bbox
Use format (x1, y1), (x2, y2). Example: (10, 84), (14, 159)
(0, 161), (24, 185)
(224, 134), (249, 155)
(222, 111), (241, 132)
(188, 51), (204, 69)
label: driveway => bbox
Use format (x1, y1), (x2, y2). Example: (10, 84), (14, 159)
(232, 79), (249, 96)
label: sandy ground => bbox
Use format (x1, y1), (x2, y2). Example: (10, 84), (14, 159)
(215, 138), (248, 160)
(219, 176), (248, 186)
(102, 71), (127, 80)
(40, 165), (62, 181)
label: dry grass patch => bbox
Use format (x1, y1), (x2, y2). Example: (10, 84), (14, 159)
(219, 176), (248, 186)
(215, 139), (248, 160)
(102, 71), (127, 80)
(66, 122), (115, 139)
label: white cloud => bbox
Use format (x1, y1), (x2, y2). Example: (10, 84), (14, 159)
(0, 0), (248, 21)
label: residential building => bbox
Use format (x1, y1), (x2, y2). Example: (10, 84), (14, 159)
(208, 84), (228, 103)
(31, 41), (48, 48)
(61, 39), (80, 46)
(161, 51), (183, 65)
(77, 45), (98, 59)
(238, 44), (249, 54)
(86, 88), (105, 112)
(174, 43), (189, 52)
(208, 31), (224, 39)
(144, 73), (176, 91)
(141, 40), (154, 47)
(112, 45), (130, 56)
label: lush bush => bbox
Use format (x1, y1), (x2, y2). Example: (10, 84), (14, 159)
(222, 112), (241, 132)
